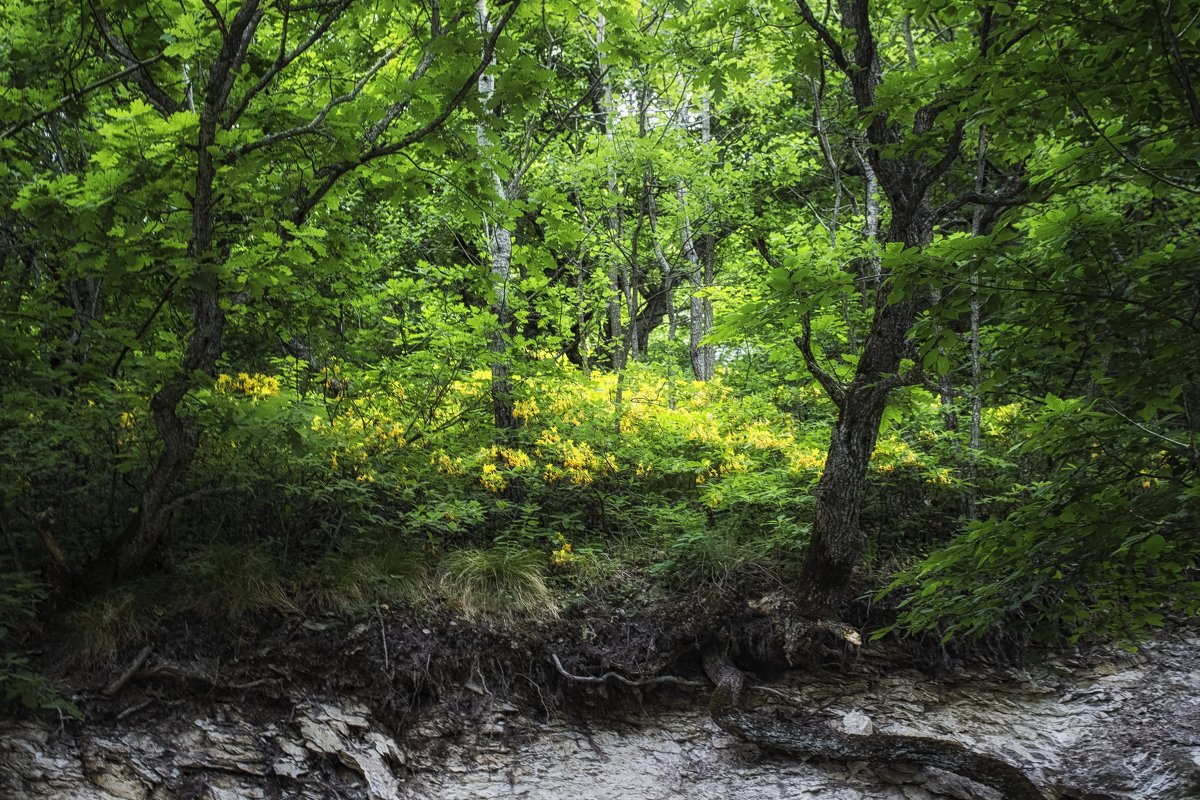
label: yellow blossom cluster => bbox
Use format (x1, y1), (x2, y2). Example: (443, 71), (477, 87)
(500, 448), (533, 470)
(431, 451), (465, 476)
(512, 397), (541, 421)
(738, 423), (794, 451)
(480, 462), (506, 493)
(788, 448), (826, 474)
(982, 402), (1022, 436)
(870, 437), (923, 473)
(216, 372), (281, 399)
(535, 436), (619, 486)
(550, 532), (574, 567)
(924, 468), (954, 485)
(716, 452), (751, 475)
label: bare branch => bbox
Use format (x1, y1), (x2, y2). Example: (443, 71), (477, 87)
(292, 0), (522, 224)
(234, 45), (400, 158)
(933, 176), (1024, 220)
(510, 72), (606, 186)
(200, 0), (228, 37)
(751, 235), (848, 409)
(103, 646), (153, 697)
(2, 54), (164, 140)
(794, 322), (848, 410)
(912, 118), (966, 199)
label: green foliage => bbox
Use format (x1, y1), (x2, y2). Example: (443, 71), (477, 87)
(0, 0), (1196, 669)
(1, 573), (76, 715)
(886, 396), (1200, 644)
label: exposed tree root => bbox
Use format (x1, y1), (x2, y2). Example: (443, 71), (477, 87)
(701, 647), (1050, 800)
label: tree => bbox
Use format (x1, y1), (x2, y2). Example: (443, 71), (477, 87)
(5, 0), (521, 578)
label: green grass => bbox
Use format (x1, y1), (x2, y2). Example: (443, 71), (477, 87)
(302, 539), (427, 611)
(182, 543), (297, 618)
(439, 547), (557, 618)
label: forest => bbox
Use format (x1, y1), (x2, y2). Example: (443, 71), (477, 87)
(0, 0), (1198, 796)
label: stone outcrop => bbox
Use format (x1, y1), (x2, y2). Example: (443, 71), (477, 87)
(2, 631), (1197, 800)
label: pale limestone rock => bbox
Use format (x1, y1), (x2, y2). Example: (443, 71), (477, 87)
(1, 635), (1197, 800)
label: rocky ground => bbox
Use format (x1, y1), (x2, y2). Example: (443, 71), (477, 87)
(3, 624), (1197, 800)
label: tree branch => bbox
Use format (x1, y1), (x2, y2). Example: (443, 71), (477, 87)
(224, 0), (355, 127)
(933, 176), (1024, 220)
(2, 54), (165, 140)
(793, 0), (850, 73)
(234, 44), (400, 158)
(90, 5), (180, 116)
(912, 119), (966, 200)
(794, 322), (848, 410)
(200, 0), (228, 37)
(291, 0), (521, 224)
(750, 235), (848, 408)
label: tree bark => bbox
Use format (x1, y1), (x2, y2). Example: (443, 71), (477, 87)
(596, 13), (626, 371)
(680, 100), (716, 381)
(795, 0), (964, 606)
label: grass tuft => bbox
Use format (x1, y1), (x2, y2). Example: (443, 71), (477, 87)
(303, 539), (426, 612)
(182, 543), (297, 618)
(440, 547), (557, 618)
(66, 587), (160, 667)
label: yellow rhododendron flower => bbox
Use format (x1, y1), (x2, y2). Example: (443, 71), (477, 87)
(480, 463), (506, 493)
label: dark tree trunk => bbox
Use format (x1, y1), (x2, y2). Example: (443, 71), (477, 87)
(794, 1), (964, 608)
(103, 2), (262, 580)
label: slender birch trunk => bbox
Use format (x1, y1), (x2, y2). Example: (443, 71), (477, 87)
(680, 101), (715, 381)
(476, 0), (516, 430)
(966, 126), (989, 519)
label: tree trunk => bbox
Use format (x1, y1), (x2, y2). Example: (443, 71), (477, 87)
(107, 2), (262, 579)
(802, 297), (918, 603)
(680, 102), (715, 381)
(794, 0), (965, 607)
(477, 0), (517, 431)
(597, 13), (625, 371)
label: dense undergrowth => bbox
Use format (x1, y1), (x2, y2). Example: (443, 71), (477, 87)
(0, 352), (1129, 707)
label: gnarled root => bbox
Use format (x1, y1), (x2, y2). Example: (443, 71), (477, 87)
(701, 647), (1050, 800)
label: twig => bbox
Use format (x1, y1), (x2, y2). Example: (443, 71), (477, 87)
(377, 603), (390, 674)
(103, 645), (153, 697)
(115, 698), (154, 720)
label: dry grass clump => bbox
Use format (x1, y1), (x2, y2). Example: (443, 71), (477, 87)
(66, 585), (162, 667)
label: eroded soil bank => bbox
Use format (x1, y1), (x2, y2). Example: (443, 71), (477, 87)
(2, 622), (1198, 800)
